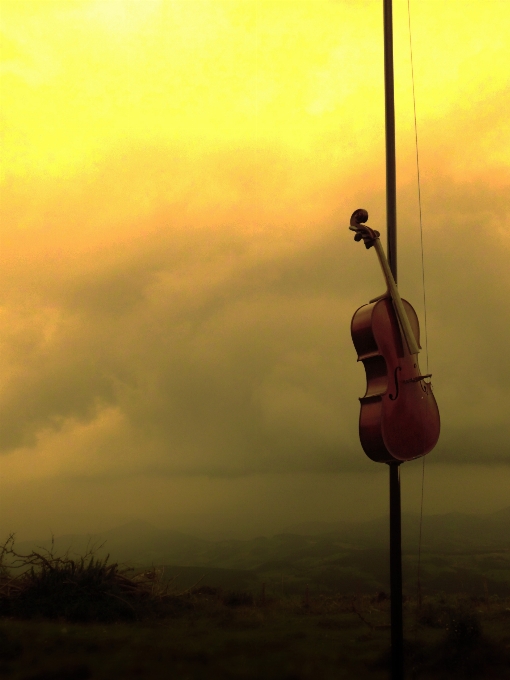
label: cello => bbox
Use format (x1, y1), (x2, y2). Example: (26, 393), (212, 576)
(349, 208), (440, 463)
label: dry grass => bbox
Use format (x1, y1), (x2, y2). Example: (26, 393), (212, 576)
(0, 533), (186, 622)
(1, 535), (510, 678)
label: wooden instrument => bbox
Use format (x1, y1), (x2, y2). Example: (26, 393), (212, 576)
(349, 208), (440, 462)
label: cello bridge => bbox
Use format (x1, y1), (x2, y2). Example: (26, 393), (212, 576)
(403, 374), (432, 384)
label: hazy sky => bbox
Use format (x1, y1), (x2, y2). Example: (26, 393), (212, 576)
(1, 0), (509, 540)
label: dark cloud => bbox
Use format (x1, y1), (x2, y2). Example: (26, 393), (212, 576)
(1, 138), (509, 484)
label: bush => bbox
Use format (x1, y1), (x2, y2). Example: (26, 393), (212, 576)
(0, 629), (23, 661)
(0, 533), (187, 622)
(445, 605), (482, 648)
(222, 590), (254, 607)
(413, 602), (510, 678)
(417, 600), (449, 628)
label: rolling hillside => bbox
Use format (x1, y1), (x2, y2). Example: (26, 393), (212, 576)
(6, 508), (509, 597)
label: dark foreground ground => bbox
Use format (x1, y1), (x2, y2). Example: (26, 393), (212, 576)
(1, 593), (510, 680)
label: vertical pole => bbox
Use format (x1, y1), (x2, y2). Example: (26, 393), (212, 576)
(383, 0), (397, 281)
(389, 462), (404, 680)
(383, 1), (404, 678)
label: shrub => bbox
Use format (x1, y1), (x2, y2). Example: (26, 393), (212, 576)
(0, 534), (187, 622)
(445, 605), (482, 648)
(222, 590), (254, 607)
(417, 600), (448, 628)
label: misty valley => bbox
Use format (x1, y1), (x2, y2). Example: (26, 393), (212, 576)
(1, 509), (509, 678)
(7, 508), (510, 599)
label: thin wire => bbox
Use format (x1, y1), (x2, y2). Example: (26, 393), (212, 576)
(407, 0), (429, 375)
(407, 0), (427, 625)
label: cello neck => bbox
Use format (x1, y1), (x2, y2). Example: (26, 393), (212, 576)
(372, 238), (420, 356)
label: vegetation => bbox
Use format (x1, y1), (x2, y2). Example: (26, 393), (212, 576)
(0, 534), (188, 623)
(0, 534), (509, 679)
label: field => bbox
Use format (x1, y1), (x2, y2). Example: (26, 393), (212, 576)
(2, 590), (510, 679)
(1, 512), (509, 678)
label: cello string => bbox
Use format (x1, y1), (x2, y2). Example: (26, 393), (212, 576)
(407, 0), (427, 619)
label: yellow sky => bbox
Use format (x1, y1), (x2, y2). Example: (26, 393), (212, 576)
(1, 1), (509, 539)
(2, 1), (508, 178)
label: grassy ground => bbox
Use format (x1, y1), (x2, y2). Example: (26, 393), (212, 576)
(1, 535), (509, 679)
(1, 593), (510, 679)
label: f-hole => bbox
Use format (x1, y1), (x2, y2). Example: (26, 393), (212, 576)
(389, 366), (401, 400)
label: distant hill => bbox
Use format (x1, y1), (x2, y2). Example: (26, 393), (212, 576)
(9, 520), (210, 569)
(9, 508), (510, 568)
(5, 509), (509, 597)
(283, 507), (510, 553)
(282, 520), (352, 536)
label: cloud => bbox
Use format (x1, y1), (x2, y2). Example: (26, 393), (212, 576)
(1, 1), (509, 546)
(0, 144), (362, 476)
(0, 117), (509, 486)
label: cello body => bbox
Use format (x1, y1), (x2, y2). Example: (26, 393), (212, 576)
(351, 296), (440, 462)
(348, 209), (440, 463)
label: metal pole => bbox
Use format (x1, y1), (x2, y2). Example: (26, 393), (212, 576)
(389, 462), (404, 680)
(383, 1), (404, 678)
(383, 0), (397, 282)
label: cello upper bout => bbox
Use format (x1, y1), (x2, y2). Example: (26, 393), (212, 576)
(350, 301), (380, 361)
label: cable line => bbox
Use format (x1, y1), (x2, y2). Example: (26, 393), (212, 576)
(407, 0), (429, 374)
(407, 0), (427, 619)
